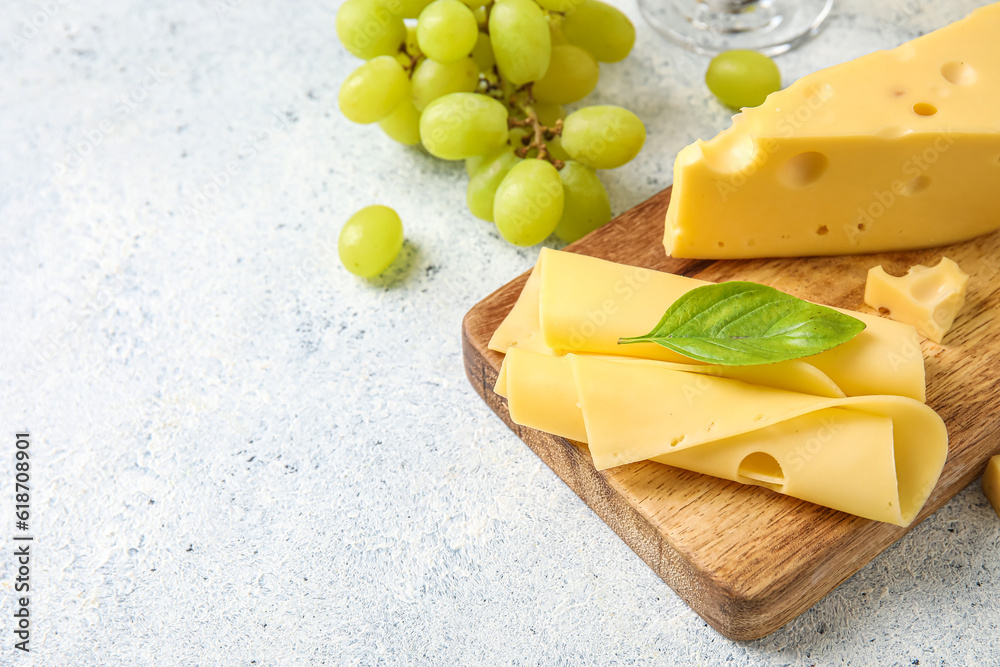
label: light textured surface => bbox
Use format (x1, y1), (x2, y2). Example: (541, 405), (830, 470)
(1, 0), (998, 664)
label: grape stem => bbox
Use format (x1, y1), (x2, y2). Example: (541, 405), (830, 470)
(505, 83), (564, 169)
(398, 43), (421, 74)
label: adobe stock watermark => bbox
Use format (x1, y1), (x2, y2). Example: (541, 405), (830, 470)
(6, 0), (69, 49)
(180, 110), (290, 220)
(885, 330), (924, 373)
(234, 237), (339, 340)
(565, 266), (652, 349)
(214, 0), (243, 18)
(716, 84), (834, 202)
(846, 128), (955, 242)
(786, 414), (840, 474)
(27, 273), (129, 373)
(53, 64), (170, 175)
(341, 0), (404, 55)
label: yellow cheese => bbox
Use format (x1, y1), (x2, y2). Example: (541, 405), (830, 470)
(568, 354), (943, 471)
(500, 348), (948, 526)
(664, 3), (1000, 259)
(864, 257), (969, 343)
(490, 262), (552, 399)
(489, 262), (547, 354)
(983, 455), (1000, 519)
(502, 348), (588, 443)
(529, 248), (926, 400)
(653, 410), (904, 524)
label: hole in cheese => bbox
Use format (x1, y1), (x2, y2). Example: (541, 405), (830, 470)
(913, 102), (938, 116)
(909, 272), (951, 303)
(738, 452), (784, 488)
(701, 132), (755, 174)
(779, 151), (828, 188)
(902, 175), (931, 195)
(816, 225), (829, 236)
(941, 61), (977, 85)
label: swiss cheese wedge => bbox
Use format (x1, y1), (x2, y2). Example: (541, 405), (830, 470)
(664, 3), (1000, 259)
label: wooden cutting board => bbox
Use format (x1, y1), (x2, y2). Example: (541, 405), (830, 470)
(461, 186), (1000, 640)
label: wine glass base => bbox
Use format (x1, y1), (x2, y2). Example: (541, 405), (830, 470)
(639, 0), (834, 57)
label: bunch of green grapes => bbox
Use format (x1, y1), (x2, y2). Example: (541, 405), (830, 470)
(336, 0), (645, 246)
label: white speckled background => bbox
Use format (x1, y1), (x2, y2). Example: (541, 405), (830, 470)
(1, 0), (998, 664)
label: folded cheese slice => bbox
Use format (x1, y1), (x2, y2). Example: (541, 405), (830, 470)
(500, 348), (947, 526)
(664, 3), (1000, 258)
(493, 248), (926, 401)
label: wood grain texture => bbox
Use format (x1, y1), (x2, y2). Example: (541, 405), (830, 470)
(461, 186), (1000, 640)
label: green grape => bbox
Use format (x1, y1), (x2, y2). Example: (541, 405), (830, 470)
(533, 44), (599, 105)
(561, 105), (645, 169)
(404, 25), (422, 58)
(417, 0), (479, 64)
(467, 147), (520, 221)
(473, 5), (489, 30)
(545, 135), (571, 162)
(410, 57), (479, 111)
(394, 52), (412, 69)
(379, 95), (422, 145)
(549, 18), (568, 46)
(489, 0), (551, 85)
(493, 160), (565, 246)
(419, 92), (509, 160)
(562, 0), (634, 63)
(553, 161), (611, 242)
(536, 0), (578, 12)
(397, 0), (435, 19)
(339, 56), (409, 124)
(465, 154), (486, 176)
(706, 50), (781, 110)
(534, 102), (565, 128)
(470, 32), (495, 72)
(508, 125), (532, 151)
(336, 0), (407, 60)
(339, 205), (404, 277)
(458, 0), (488, 7)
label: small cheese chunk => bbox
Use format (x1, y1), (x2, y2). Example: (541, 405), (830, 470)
(983, 455), (1000, 519)
(864, 257), (969, 343)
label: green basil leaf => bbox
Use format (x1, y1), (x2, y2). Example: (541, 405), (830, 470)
(617, 281), (866, 366)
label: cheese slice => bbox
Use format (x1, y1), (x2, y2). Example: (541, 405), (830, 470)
(983, 455), (1000, 519)
(501, 348), (947, 526)
(653, 410), (905, 525)
(664, 3), (1000, 259)
(489, 261), (547, 354)
(504, 248), (925, 400)
(864, 257), (969, 343)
